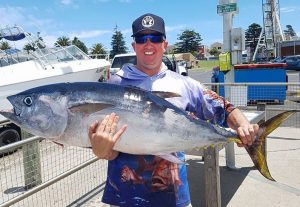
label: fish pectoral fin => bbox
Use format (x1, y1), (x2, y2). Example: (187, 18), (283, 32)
(152, 91), (181, 99)
(155, 153), (185, 164)
(69, 103), (114, 115)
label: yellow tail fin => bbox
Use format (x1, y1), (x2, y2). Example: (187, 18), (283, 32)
(244, 110), (299, 181)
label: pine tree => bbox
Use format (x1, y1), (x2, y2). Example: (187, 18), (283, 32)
(245, 23), (262, 53)
(284, 25), (296, 38)
(174, 29), (202, 54)
(72, 37), (88, 54)
(110, 26), (127, 59)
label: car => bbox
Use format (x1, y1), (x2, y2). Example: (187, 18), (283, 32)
(272, 55), (300, 71)
(110, 53), (188, 76)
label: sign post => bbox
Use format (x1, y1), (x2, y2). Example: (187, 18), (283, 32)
(218, 0), (237, 169)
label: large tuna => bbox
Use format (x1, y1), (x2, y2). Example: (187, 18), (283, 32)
(0, 82), (297, 181)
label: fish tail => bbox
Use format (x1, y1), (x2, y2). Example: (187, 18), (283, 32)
(243, 110), (299, 181)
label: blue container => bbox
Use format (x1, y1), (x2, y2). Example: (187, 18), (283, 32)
(211, 67), (225, 97)
(211, 63), (287, 103)
(234, 63), (287, 103)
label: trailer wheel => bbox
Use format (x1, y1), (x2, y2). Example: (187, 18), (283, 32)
(0, 127), (21, 147)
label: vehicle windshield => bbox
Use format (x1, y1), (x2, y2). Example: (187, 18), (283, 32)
(111, 55), (136, 68)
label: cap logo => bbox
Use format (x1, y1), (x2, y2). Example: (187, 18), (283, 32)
(142, 16), (154, 28)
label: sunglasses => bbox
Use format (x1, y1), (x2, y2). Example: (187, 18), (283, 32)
(134, 35), (165, 44)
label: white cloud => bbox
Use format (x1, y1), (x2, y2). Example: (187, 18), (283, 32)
(121, 29), (132, 34)
(119, 0), (131, 3)
(280, 7), (297, 13)
(69, 30), (112, 39)
(60, 0), (73, 5)
(97, 0), (111, 2)
(165, 25), (186, 32)
(42, 35), (59, 47)
(0, 6), (26, 26)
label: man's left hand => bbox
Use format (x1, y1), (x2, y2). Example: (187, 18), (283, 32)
(236, 124), (259, 147)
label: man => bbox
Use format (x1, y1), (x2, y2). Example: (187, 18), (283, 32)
(89, 13), (258, 207)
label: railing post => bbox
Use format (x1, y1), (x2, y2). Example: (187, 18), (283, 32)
(22, 130), (42, 190)
(257, 102), (266, 121)
(204, 145), (221, 207)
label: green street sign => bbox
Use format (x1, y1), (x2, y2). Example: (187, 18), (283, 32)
(217, 3), (237, 14)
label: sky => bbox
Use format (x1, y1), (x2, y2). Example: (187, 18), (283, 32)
(1, 0), (299, 53)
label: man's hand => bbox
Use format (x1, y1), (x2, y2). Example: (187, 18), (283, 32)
(236, 123), (259, 146)
(88, 113), (127, 160)
(227, 109), (259, 147)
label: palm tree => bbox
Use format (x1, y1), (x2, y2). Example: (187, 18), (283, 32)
(54, 36), (71, 47)
(0, 41), (11, 50)
(90, 43), (107, 59)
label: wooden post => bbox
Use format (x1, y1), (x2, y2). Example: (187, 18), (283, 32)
(204, 145), (221, 207)
(22, 130), (42, 190)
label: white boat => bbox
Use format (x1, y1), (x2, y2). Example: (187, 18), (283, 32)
(0, 25), (110, 122)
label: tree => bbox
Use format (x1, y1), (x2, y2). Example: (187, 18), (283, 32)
(23, 36), (46, 52)
(174, 29), (202, 54)
(90, 43), (107, 59)
(0, 41), (11, 50)
(245, 23), (262, 53)
(284, 25), (296, 38)
(209, 47), (221, 57)
(55, 36), (71, 47)
(90, 43), (107, 54)
(72, 37), (88, 54)
(110, 26), (127, 58)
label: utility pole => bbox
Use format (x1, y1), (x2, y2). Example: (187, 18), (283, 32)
(218, 0), (237, 169)
(219, 0), (235, 53)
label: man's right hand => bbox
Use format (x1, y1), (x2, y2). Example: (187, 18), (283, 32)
(88, 113), (127, 160)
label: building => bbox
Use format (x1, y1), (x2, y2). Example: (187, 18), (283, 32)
(210, 42), (224, 53)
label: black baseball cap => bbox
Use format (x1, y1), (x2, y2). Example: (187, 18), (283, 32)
(132, 13), (166, 38)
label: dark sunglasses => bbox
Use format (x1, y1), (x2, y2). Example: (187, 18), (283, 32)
(134, 35), (165, 44)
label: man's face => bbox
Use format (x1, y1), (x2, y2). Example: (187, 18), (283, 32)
(132, 31), (168, 76)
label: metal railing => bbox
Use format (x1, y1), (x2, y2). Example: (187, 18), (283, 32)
(0, 134), (107, 207)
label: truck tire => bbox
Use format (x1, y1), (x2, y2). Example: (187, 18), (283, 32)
(0, 127), (21, 147)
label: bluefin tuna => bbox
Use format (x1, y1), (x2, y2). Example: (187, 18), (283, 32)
(0, 82), (297, 181)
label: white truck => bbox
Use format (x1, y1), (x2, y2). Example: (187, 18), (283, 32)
(110, 53), (188, 76)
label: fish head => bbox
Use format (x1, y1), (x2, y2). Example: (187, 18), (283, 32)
(0, 91), (69, 139)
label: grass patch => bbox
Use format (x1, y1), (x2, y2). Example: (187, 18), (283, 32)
(194, 60), (219, 71)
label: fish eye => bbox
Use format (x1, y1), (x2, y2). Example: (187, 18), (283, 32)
(23, 96), (33, 106)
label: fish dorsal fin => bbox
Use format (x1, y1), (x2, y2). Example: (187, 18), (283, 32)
(69, 103), (114, 115)
(152, 91), (181, 99)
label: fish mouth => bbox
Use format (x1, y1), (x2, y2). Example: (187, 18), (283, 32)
(0, 109), (18, 120)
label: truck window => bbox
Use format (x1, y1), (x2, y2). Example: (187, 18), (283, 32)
(111, 56), (137, 68)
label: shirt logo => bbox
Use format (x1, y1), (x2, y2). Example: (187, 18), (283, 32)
(142, 16), (154, 28)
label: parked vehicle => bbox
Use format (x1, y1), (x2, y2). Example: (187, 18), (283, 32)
(0, 25), (110, 147)
(110, 53), (188, 76)
(242, 50), (250, 64)
(272, 55), (300, 71)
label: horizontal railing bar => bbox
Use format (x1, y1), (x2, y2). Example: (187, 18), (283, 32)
(0, 136), (43, 154)
(0, 157), (101, 207)
(203, 82), (300, 86)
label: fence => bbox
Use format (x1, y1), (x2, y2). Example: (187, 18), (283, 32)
(0, 134), (107, 207)
(0, 82), (299, 206)
(204, 82), (300, 128)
